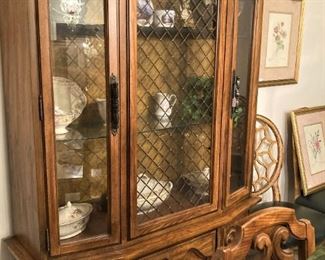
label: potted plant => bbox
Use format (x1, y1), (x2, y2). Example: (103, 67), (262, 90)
(181, 76), (214, 124)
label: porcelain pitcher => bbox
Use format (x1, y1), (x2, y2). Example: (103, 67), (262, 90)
(153, 92), (177, 120)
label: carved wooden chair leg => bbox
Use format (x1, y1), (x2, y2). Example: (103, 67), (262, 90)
(213, 207), (315, 260)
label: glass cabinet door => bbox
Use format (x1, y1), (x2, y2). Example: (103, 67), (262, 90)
(130, 0), (221, 236)
(43, 0), (120, 254)
(227, 0), (260, 204)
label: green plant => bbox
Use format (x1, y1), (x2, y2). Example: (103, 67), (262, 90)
(232, 106), (244, 128)
(181, 76), (214, 123)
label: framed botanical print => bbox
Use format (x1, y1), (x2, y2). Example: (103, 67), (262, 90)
(291, 106), (325, 196)
(259, 0), (305, 87)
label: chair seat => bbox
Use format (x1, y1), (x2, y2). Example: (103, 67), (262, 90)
(295, 204), (325, 245)
(250, 202), (325, 245)
(295, 189), (325, 214)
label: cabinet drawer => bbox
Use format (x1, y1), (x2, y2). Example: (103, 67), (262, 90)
(140, 232), (216, 260)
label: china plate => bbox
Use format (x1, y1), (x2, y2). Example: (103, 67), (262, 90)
(53, 77), (87, 134)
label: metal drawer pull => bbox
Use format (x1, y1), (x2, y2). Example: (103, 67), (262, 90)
(110, 74), (119, 136)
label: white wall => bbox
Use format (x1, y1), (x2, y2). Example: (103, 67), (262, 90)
(0, 49), (12, 258)
(0, 0), (324, 256)
(257, 0), (325, 201)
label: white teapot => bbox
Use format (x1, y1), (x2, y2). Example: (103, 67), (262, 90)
(153, 92), (177, 120)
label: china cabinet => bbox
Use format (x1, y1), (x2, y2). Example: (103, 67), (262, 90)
(0, 0), (262, 258)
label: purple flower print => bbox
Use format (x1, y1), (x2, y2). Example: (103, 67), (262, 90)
(273, 22), (287, 52)
(308, 130), (322, 160)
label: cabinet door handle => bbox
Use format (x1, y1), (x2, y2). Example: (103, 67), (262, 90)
(110, 74), (119, 136)
(231, 71), (241, 117)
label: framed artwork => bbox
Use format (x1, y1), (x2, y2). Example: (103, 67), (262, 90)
(259, 0), (305, 87)
(291, 106), (325, 196)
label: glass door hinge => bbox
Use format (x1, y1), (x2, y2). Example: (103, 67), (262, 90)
(38, 95), (44, 121)
(45, 228), (50, 252)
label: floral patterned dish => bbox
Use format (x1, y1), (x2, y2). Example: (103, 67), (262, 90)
(59, 201), (93, 240)
(53, 77), (87, 135)
(137, 173), (173, 215)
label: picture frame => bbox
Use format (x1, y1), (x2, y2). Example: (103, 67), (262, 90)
(259, 0), (305, 87)
(291, 106), (325, 196)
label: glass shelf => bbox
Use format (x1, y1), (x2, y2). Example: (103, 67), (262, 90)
(56, 124), (107, 142)
(55, 23), (104, 39)
(138, 120), (211, 134)
(137, 26), (215, 39)
(54, 23), (215, 40)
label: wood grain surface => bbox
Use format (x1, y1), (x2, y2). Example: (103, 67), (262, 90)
(0, 0), (266, 259)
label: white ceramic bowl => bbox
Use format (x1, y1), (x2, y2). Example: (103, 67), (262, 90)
(59, 202), (93, 240)
(137, 173), (173, 214)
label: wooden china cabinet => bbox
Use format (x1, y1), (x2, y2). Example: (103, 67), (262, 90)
(0, 0), (262, 259)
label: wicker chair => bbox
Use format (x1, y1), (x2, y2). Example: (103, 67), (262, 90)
(215, 115), (317, 259)
(251, 114), (284, 202)
(251, 115), (325, 245)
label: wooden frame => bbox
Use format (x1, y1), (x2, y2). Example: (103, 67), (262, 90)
(258, 0), (304, 87)
(0, 0), (265, 258)
(291, 106), (325, 196)
(37, 0), (121, 255)
(224, 0), (263, 207)
(128, 0), (227, 238)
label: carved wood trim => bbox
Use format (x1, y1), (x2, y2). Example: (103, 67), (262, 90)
(224, 226), (242, 247)
(188, 248), (211, 260)
(253, 232), (273, 259)
(272, 226), (294, 259)
(214, 207), (315, 259)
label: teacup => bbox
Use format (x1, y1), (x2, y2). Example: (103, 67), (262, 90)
(154, 10), (175, 28)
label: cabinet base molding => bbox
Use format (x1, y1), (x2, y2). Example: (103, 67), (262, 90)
(4, 198), (260, 259)
(4, 237), (35, 260)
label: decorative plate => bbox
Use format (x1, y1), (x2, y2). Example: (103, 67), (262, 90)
(53, 77), (87, 134)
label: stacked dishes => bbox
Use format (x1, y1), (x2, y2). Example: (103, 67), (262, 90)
(137, 173), (173, 215)
(183, 167), (210, 196)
